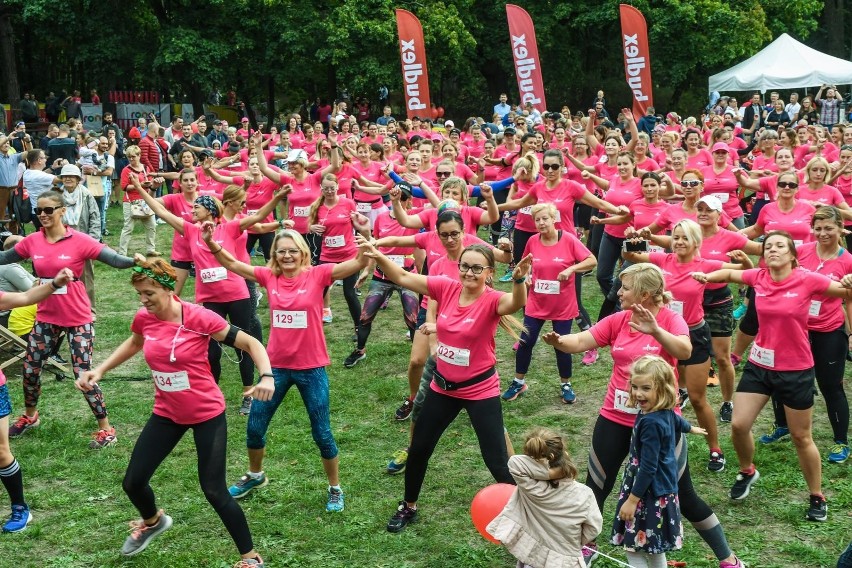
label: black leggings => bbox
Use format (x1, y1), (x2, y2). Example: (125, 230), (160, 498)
(245, 232), (273, 263)
(323, 265), (361, 331)
(245, 281), (264, 345)
(481, 190), (508, 245)
(585, 414), (732, 560)
(512, 228), (536, 265)
(123, 412), (254, 554)
(770, 327), (849, 443)
(203, 298), (255, 387)
(404, 389), (513, 503)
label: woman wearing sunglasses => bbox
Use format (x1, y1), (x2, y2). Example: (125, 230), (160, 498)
(0, 191), (136, 448)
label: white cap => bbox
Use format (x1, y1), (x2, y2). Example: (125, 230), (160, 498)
(696, 195), (723, 212)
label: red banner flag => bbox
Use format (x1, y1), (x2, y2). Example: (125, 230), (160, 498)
(505, 4), (547, 112)
(619, 4), (654, 117)
(395, 9), (431, 119)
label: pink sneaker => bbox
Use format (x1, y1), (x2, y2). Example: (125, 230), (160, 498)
(582, 348), (599, 366)
(719, 557), (745, 568)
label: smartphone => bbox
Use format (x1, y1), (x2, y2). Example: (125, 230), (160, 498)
(623, 239), (648, 253)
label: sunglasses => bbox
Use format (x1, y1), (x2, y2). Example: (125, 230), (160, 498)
(777, 181), (799, 189)
(681, 180), (702, 188)
(436, 171), (452, 178)
(541, 163), (561, 171)
(35, 206), (61, 215)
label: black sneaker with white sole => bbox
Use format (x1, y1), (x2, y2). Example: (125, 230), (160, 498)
(806, 494), (827, 522)
(730, 469), (760, 500)
(343, 349), (366, 368)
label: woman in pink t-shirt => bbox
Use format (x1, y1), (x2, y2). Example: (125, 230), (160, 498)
(693, 231), (852, 521)
(502, 203), (596, 404)
(682, 129), (713, 170)
(701, 143), (744, 226)
(828, 145), (852, 247)
(541, 263), (744, 567)
(798, 157), (850, 213)
(305, 173), (371, 337)
(393, 174), (497, 236)
(3, 192), (137, 448)
(202, 228), (367, 512)
(159, 168), (199, 296)
(135, 177), (287, 413)
(362, 240), (531, 533)
(75, 258), (274, 564)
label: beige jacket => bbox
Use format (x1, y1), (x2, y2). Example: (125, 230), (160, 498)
(487, 454), (602, 568)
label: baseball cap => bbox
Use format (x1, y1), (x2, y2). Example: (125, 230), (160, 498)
(697, 195), (723, 212)
(711, 142), (730, 153)
(241, 117), (249, 123)
(503, 127), (517, 135)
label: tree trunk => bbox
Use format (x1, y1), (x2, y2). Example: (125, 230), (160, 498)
(266, 74), (275, 128)
(822, 1), (844, 58)
(0, 10), (20, 108)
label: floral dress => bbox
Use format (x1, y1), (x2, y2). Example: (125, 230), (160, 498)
(611, 410), (685, 553)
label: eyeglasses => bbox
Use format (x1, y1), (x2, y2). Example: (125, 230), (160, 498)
(777, 181), (799, 189)
(34, 206), (60, 215)
(438, 230), (462, 240)
(458, 262), (490, 275)
(681, 180), (702, 188)
(275, 249), (301, 256)
(436, 171), (452, 178)
(541, 163), (561, 171)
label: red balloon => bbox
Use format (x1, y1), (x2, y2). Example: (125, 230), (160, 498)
(470, 483), (515, 544)
(436, 106), (445, 118)
(430, 106), (439, 120)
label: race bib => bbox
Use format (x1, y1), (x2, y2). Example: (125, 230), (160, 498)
(613, 388), (640, 414)
(246, 209), (259, 216)
(436, 342), (470, 366)
(200, 266), (227, 283)
(356, 202), (372, 214)
(534, 279), (560, 294)
(710, 192), (730, 204)
(519, 206), (532, 215)
(750, 342), (775, 368)
(669, 300), (684, 316)
(272, 310), (307, 329)
(809, 300), (821, 317)
(325, 235), (345, 248)
(648, 245), (664, 253)
(293, 206), (310, 217)
(153, 370), (190, 392)
(793, 240), (804, 247)
(41, 278), (67, 295)
(554, 210), (561, 223)
(387, 255), (405, 267)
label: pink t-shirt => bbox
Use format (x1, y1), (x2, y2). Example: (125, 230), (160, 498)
(655, 204), (732, 232)
(285, 171), (324, 234)
(372, 209), (419, 276)
(131, 298), (228, 425)
(628, 199), (669, 234)
(15, 229), (105, 327)
(523, 231), (591, 320)
(494, 145), (519, 179)
(352, 160), (385, 206)
(589, 308), (689, 427)
(183, 221), (250, 303)
(836, 174), (852, 225)
(317, 198), (358, 263)
(757, 171), (806, 200)
(162, 193), (195, 262)
(512, 180), (538, 233)
(686, 149), (713, 169)
(755, 201), (816, 245)
(742, 267), (831, 370)
(701, 165), (742, 219)
(636, 157), (660, 172)
(798, 185), (845, 207)
(255, 264), (335, 370)
(414, 229), (488, 270)
(797, 242), (852, 333)
(244, 177), (280, 234)
(603, 176), (642, 238)
(428, 277), (503, 400)
(334, 162), (356, 197)
(701, 229), (750, 290)
(525, 178), (587, 234)
(649, 253), (724, 325)
(417, 206), (484, 235)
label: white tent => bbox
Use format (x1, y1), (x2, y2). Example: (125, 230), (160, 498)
(709, 33), (852, 92)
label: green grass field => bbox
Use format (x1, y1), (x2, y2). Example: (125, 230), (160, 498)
(0, 207), (848, 567)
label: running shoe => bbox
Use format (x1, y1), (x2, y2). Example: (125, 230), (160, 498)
(719, 556), (745, 568)
(498, 268), (514, 283)
(828, 442), (850, 464)
(561, 383), (577, 404)
(729, 469), (760, 500)
(233, 556), (265, 568)
(581, 348), (599, 366)
(239, 396), (252, 416)
(387, 501), (418, 533)
(322, 308), (333, 324)
(120, 511), (173, 556)
(387, 448), (409, 475)
(229, 473), (269, 499)
(394, 398), (413, 421)
(677, 388), (690, 410)
(708, 450), (726, 473)
(89, 427), (117, 449)
(2, 505), (32, 533)
(707, 368), (719, 387)
(758, 425), (789, 444)
(8, 413), (39, 438)
(733, 304), (747, 319)
(582, 542), (598, 566)
(326, 487), (345, 512)
(501, 379), (528, 401)
(343, 349), (366, 368)
(719, 401), (733, 423)
(806, 494), (827, 522)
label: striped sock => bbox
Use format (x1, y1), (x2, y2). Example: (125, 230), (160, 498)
(0, 460), (25, 506)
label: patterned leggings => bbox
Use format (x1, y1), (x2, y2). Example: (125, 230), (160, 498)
(22, 321), (106, 419)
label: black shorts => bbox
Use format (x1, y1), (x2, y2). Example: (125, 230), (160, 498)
(737, 362), (815, 410)
(704, 293), (734, 338)
(678, 322), (713, 366)
(574, 203), (594, 231)
(738, 286), (758, 336)
(170, 259), (193, 270)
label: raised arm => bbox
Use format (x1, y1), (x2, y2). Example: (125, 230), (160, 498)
(581, 169), (611, 191)
(319, 130), (341, 176)
(623, 110), (639, 152)
(477, 184), (500, 225)
(359, 239), (429, 295)
(135, 177), (185, 234)
(238, 186), (291, 231)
